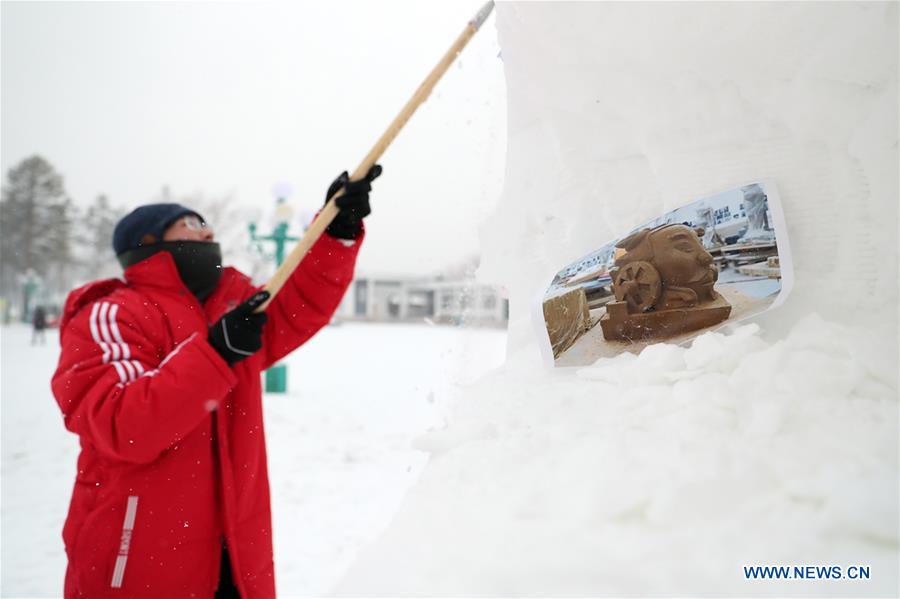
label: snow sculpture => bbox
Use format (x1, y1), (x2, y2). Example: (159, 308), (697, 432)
(737, 183), (774, 243)
(601, 223), (731, 341)
(695, 203), (724, 248)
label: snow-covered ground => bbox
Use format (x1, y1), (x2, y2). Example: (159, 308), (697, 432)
(0, 321), (507, 597)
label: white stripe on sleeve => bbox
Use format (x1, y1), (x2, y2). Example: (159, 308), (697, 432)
(120, 359), (136, 382)
(98, 303), (120, 361)
(89, 303), (111, 364)
(108, 304), (131, 360)
(110, 361), (127, 383)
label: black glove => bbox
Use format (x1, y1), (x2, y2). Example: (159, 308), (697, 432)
(208, 291), (270, 366)
(324, 164), (383, 240)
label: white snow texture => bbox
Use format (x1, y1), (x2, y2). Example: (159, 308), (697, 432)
(335, 2), (898, 596)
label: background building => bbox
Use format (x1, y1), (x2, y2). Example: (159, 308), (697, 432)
(336, 274), (508, 326)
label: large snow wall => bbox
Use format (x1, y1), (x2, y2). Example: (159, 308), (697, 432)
(335, 3), (898, 596)
(482, 2), (897, 349)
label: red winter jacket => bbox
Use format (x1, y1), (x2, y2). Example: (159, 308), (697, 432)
(51, 233), (360, 598)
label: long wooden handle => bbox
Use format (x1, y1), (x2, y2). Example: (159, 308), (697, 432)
(258, 1), (494, 312)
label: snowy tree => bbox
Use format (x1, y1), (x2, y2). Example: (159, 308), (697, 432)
(0, 155), (75, 303)
(76, 194), (123, 281)
(41, 196), (79, 298)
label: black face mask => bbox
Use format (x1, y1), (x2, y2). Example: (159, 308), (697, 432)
(118, 241), (223, 302)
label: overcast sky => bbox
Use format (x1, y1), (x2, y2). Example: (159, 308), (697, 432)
(1, 0), (507, 277)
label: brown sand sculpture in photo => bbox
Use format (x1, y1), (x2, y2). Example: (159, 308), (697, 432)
(600, 223), (732, 341)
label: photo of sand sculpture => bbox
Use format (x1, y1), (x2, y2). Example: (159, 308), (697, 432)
(541, 181), (788, 366)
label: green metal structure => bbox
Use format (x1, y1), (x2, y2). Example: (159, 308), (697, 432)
(248, 198), (300, 394)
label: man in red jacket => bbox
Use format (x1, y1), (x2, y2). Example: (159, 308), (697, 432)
(51, 167), (381, 598)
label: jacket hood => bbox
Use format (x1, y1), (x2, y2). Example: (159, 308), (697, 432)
(61, 253), (191, 332)
(60, 278), (126, 331)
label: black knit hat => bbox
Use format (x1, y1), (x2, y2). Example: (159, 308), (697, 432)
(112, 203), (204, 255)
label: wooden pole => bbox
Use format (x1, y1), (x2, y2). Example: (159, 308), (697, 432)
(258, 1), (495, 311)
